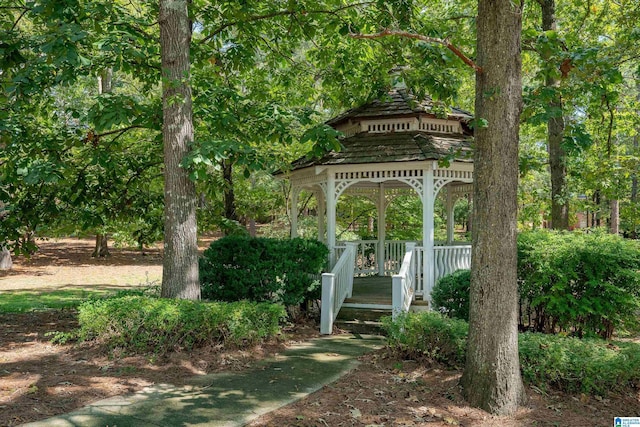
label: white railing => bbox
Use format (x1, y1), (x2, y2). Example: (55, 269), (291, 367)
(320, 242), (357, 335)
(392, 243), (417, 317)
(434, 245), (472, 282)
(384, 241), (415, 274)
(339, 240), (420, 276)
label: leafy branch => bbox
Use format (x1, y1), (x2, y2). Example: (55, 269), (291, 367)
(348, 28), (482, 73)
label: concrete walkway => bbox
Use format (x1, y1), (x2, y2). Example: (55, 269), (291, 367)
(22, 334), (383, 427)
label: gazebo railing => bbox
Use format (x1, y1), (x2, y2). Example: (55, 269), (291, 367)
(320, 242), (357, 334)
(434, 245), (472, 281)
(338, 240), (421, 276)
(392, 243), (417, 317)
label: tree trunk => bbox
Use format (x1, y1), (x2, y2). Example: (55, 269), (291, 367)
(541, 0), (569, 230)
(91, 68), (114, 258)
(461, 0), (526, 415)
(92, 233), (110, 257)
(222, 159), (238, 225)
(159, 0), (200, 300)
(610, 199), (619, 234)
(0, 247), (12, 270)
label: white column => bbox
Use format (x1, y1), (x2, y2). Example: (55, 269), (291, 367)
(290, 186), (299, 238)
(317, 189), (325, 243)
(326, 172), (337, 266)
(446, 187), (455, 244)
(377, 184), (386, 276)
(423, 168), (435, 303)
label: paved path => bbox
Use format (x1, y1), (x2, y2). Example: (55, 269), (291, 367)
(22, 334), (383, 427)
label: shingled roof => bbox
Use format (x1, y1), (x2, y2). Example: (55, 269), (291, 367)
(326, 89), (473, 127)
(291, 131), (472, 171)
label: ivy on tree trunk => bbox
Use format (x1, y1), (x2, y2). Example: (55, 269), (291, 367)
(159, 0), (200, 300)
(461, 0), (526, 415)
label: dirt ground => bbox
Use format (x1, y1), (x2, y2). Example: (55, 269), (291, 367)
(1, 239), (639, 426)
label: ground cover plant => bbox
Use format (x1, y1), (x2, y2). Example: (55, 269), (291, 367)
(383, 311), (640, 397)
(199, 236), (328, 308)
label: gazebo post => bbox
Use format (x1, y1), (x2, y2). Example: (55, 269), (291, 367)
(317, 189), (325, 243)
(377, 183), (386, 276)
(446, 187), (455, 244)
(290, 186), (299, 238)
(423, 167), (435, 303)
(326, 172), (337, 266)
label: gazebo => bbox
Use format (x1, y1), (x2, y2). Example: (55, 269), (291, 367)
(284, 89), (474, 334)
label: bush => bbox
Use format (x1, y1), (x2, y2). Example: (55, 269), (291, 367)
(430, 230), (640, 338)
(199, 236), (328, 307)
(381, 311), (468, 367)
(382, 312), (640, 396)
(518, 229), (640, 338)
(431, 269), (471, 321)
(71, 295), (286, 354)
(519, 333), (640, 395)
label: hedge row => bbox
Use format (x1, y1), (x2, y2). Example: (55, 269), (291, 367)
(383, 311), (640, 396)
(70, 295), (286, 354)
(432, 230), (640, 338)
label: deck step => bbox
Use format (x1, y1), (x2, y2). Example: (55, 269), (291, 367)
(334, 319), (385, 335)
(337, 307), (392, 322)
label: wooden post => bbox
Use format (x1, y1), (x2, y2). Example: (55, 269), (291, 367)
(290, 187), (299, 238)
(326, 173), (337, 266)
(423, 166), (435, 303)
(320, 273), (335, 334)
(377, 183), (386, 276)
(392, 275), (403, 318)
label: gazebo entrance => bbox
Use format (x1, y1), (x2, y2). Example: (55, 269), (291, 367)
(284, 90), (475, 334)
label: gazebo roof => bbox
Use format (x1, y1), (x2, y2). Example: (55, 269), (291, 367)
(291, 131), (472, 170)
(326, 89), (473, 127)
(289, 89), (473, 173)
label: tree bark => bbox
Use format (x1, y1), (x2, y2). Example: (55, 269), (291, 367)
(159, 0), (200, 300)
(541, 0), (569, 230)
(461, 0), (526, 415)
(610, 199), (619, 234)
(0, 247), (12, 270)
(91, 233), (110, 257)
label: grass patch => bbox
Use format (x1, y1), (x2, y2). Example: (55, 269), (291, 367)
(0, 289), (113, 313)
(382, 311), (640, 396)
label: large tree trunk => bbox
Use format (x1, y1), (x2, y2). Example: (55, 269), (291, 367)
(461, 0), (526, 415)
(541, 0), (569, 230)
(0, 247), (12, 270)
(159, 0), (200, 300)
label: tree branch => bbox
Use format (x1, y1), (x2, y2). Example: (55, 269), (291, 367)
(10, 7), (29, 32)
(349, 28), (482, 73)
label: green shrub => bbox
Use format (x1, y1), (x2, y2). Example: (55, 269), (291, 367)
(518, 229), (640, 338)
(519, 333), (640, 395)
(430, 230), (640, 338)
(199, 236), (328, 307)
(382, 312), (640, 396)
(382, 311), (468, 367)
(431, 269), (471, 321)
(72, 295), (285, 354)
